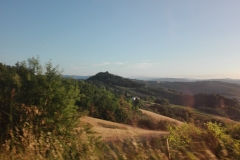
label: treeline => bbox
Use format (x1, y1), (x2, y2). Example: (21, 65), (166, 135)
(0, 59), (140, 138)
(147, 103), (224, 126)
(175, 93), (240, 120)
(0, 58), (139, 159)
(75, 81), (138, 123)
(87, 71), (144, 88)
(0, 58), (93, 159)
(0, 59), (80, 136)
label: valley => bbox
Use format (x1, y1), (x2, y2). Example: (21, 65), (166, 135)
(1, 62), (240, 160)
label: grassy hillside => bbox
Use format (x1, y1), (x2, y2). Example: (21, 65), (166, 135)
(79, 108), (240, 160)
(78, 108), (240, 160)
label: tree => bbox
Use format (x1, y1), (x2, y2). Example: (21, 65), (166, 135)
(0, 63), (21, 135)
(0, 57), (80, 140)
(133, 98), (141, 110)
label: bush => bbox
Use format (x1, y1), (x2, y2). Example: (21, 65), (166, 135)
(0, 57), (107, 159)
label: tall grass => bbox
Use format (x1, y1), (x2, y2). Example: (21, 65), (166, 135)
(167, 122), (240, 160)
(0, 122), (107, 160)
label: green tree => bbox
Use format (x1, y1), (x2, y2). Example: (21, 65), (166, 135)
(0, 57), (80, 139)
(0, 63), (21, 135)
(133, 98), (141, 110)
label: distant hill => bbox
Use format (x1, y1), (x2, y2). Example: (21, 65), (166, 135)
(82, 72), (240, 120)
(209, 79), (240, 85)
(62, 75), (90, 79)
(87, 71), (145, 88)
(62, 75), (240, 85)
(151, 81), (240, 101)
(151, 78), (196, 82)
(144, 77), (240, 84)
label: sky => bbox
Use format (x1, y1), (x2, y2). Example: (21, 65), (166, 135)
(1, 0), (240, 79)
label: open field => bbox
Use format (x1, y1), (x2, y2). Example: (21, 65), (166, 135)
(80, 116), (169, 141)
(139, 109), (183, 126)
(79, 109), (184, 141)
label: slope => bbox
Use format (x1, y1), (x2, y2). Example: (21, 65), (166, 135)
(80, 116), (168, 141)
(79, 109), (183, 141)
(154, 81), (240, 101)
(87, 71), (144, 88)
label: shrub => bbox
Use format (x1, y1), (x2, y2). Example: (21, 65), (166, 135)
(0, 57), (107, 159)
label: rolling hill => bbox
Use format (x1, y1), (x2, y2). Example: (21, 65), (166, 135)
(79, 109), (175, 141)
(151, 81), (240, 101)
(87, 71), (145, 88)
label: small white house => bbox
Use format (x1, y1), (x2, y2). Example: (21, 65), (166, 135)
(132, 97), (140, 101)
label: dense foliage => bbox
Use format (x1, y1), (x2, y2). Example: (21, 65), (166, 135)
(0, 58), (80, 137)
(0, 58), (106, 159)
(87, 71), (145, 88)
(76, 81), (134, 123)
(147, 103), (226, 127)
(167, 122), (240, 159)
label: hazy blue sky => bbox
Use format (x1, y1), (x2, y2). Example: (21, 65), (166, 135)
(1, 1), (240, 79)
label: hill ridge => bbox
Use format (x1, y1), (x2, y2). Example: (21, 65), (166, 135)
(87, 71), (145, 88)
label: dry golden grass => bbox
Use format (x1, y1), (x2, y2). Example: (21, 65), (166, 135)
(210, 114), (240, 125)
(80, 116), (169, 142)
(79, 109), (184, 142)
(139, 109), (184, 126)
(78, 110), (185, 159)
